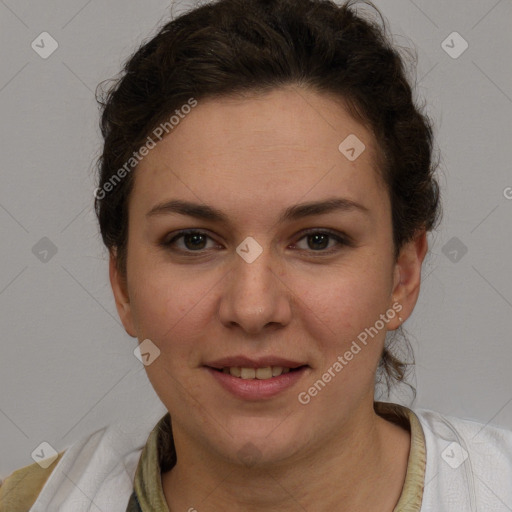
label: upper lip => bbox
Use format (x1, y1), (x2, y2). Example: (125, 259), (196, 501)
(205, 356), (307, 369)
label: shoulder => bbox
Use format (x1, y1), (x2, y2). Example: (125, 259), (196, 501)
(0, 412), (166, 512)
(0, 452), (65, 512)
(414, 406), (512, 457)
(413, 407), (512, 509)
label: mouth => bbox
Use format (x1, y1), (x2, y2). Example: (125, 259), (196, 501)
(204, 358), (310, 400)
(208, 365), (308, 380)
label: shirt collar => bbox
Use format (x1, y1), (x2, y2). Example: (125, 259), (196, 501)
(128, 401), (426, 512)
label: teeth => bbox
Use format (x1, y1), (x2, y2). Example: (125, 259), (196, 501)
(222, 366), (296, 379)
(230, 367), (241, 378)
(240, 368), (256, 379)
(255, 367), (272, 379)
(272, 366), (283, 376)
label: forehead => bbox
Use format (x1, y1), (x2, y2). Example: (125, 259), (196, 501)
(131, 86), (388, 223)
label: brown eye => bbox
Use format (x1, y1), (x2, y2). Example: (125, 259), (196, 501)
(306, 233), (331, 250)
(162, 230), (216, 252)
(294, 229), (352, 254)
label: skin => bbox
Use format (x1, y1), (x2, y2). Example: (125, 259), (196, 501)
(110, 85), (428, 511)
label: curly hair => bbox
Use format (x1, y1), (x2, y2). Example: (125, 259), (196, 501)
(95, 0), (441, 399)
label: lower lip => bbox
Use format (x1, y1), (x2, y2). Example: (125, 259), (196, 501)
(205, 366), (308, 400)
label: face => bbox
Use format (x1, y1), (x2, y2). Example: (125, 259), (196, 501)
(111, 85), (426, 466)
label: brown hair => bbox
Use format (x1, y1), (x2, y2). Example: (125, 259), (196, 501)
(95, 0), (441, 399)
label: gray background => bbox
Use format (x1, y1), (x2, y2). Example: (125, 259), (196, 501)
(1, 0), (511, 478)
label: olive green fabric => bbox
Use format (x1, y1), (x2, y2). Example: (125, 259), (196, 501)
(375, 401), (426, 511)
(0, 451), (65, 512)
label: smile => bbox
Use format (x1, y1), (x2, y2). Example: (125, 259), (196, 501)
(206, 365), (309, 400)
(218, 366), (294, 379)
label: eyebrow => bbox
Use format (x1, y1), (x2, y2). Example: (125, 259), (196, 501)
(146, 197), (369, 224)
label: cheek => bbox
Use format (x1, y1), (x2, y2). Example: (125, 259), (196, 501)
(300, 280), (391, 399)
(127, 256), (225, 363)
(302, 261), (393, 335)
(128, 265), (216, 407)
(297, 263), (394, 397)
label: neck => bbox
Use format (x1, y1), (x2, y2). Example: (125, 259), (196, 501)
(162, 400), (410, 512)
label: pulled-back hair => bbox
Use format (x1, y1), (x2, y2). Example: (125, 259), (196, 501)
(95, 0), (441, 398)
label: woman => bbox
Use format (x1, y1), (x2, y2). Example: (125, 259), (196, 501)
(2, 0), (512, 510)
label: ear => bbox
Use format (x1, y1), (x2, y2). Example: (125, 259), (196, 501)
(387, 230), (428, 330)
(109, 249), (137, 337)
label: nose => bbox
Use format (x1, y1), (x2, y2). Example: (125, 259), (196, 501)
(218, 244), (292, 335)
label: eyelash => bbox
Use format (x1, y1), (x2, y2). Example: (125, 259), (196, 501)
(161, 229), (353, 256)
